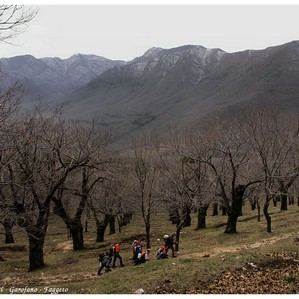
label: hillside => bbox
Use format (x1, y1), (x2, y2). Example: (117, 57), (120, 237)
(55, 40), (299, 145)
(0, 204), (299, 294)
(0, 54), (125, 106)
(1, 41), (299, 146)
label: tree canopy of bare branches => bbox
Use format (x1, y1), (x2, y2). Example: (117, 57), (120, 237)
(128, 134), (162, 248)
(0, 5), (37, 44)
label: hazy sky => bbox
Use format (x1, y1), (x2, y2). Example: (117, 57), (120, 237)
(1, 4), (299, 61)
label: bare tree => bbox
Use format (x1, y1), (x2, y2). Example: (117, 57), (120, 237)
(193, 116), (261, 234)
(0, 83), (27, 243)
(0, 4), (37, 246)
(6, 109), (97, 271)
(155, 130), (199, 252)
(52, 125), (112, 250)
(0, 5), (37, 44)
(184, 128), (219, 229)
(0, 190), (15, 243)
(88, 176), (122, 242)
(128, 134), (161, 249)
(243, 107), (297, 232)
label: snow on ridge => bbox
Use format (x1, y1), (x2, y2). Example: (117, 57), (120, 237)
(126, 45), (227, 78)
(144, 47), (163, 57)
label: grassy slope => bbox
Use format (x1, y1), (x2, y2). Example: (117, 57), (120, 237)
(0, 203), (299, 294)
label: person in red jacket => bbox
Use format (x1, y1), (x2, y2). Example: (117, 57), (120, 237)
(112, 241), (125, 268)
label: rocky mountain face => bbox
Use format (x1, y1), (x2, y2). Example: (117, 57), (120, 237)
(2, 41), (299, 145)
(0, 54), (125, 103)
(56, 41), (299, 144)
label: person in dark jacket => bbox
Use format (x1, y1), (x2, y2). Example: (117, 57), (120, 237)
(163, 233), (176, 257)
(98, 251), (112, 275)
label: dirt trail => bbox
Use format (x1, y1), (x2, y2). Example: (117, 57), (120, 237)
(185, 232), (296, 258)
(1, 232), (296, 288)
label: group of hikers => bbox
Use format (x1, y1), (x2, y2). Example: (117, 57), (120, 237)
(131, 239), (150, 265)
(97, 233), (176, 275)
(155, 233), (176, 259)
(97, 241), (124, 275)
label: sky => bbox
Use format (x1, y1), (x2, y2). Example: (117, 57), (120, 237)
(1, 2), (299, 61)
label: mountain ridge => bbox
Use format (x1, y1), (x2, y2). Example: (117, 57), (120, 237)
(55, 40), (299, 145)
(0, 53), (125, 103)
(1, 41), (299, 146)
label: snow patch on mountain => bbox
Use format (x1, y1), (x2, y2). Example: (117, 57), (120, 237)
(144, 47), (163, 57)
(122, 45), (227, 82)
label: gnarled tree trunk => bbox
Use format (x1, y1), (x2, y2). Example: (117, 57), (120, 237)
(69, 219), (85, 250)
(196, 205), (209, 229)
(109, 215), (116, 235)
(28, 234), (45, 271)
(225, 185), (245, 234)
(3, 219), (14, 244)
(212, 203), (218, 216)
(263, 200), (271, 233)
(183, 206), (191, 227)
(96, 214), (111, 242)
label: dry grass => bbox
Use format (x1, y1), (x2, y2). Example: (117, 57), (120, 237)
(0, 203), (299, 294)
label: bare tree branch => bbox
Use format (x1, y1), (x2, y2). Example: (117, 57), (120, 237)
(0, 5), (37, 44)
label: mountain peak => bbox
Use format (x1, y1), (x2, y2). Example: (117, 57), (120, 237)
(143, 47), (163, 57)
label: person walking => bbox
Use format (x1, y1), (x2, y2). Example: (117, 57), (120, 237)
(98, 251), (112, 275)
(112, 241), (125, 268)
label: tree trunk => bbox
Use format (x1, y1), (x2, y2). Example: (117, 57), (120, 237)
(169, 208), (180, 225)
(175, 223), (183, 252)
(281, 193), (288, 211)
(222, 206), (227, 216)
(212, 203), (218, 216)
(273, 196), (278, 207)
(196, 206), (208, 229)
(69, 220), (85, 250)
(183, 206), (191, 227)
(24, 206), (50, 272)
(117, 215), (122, 233)
(109, 215), (116, 235)
(28, 234), (45, 271)
(145, 224), (150, 248)
(289, 196), (294, 205)
(66, 225), (72, 239)
(124, 212), (132, 225)
(52, 197), (85, 249)
(251, 199), (256, 210)
(96, 214), (110, 242)
(85, 220), (88, 233)
(263, 201), (271, 233)
(3, 219), (14, 244)
(118, 213), (132, 227)
(118, 214), (125, 228)
(96, 224), (107, 242)
(225, 213), (238, 234)
(257, 201), (261, 222)
(279, 182), (288, 210)
(225, 184), (245, 234)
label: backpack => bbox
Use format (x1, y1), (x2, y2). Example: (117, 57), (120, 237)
(114, 243), (120, 254)
(136, 245), (142, 254)
(102, 255), (111, 267)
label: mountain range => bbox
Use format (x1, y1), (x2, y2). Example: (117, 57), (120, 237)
(1, 41), (299, 145)
(0, 54), (125, 105)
